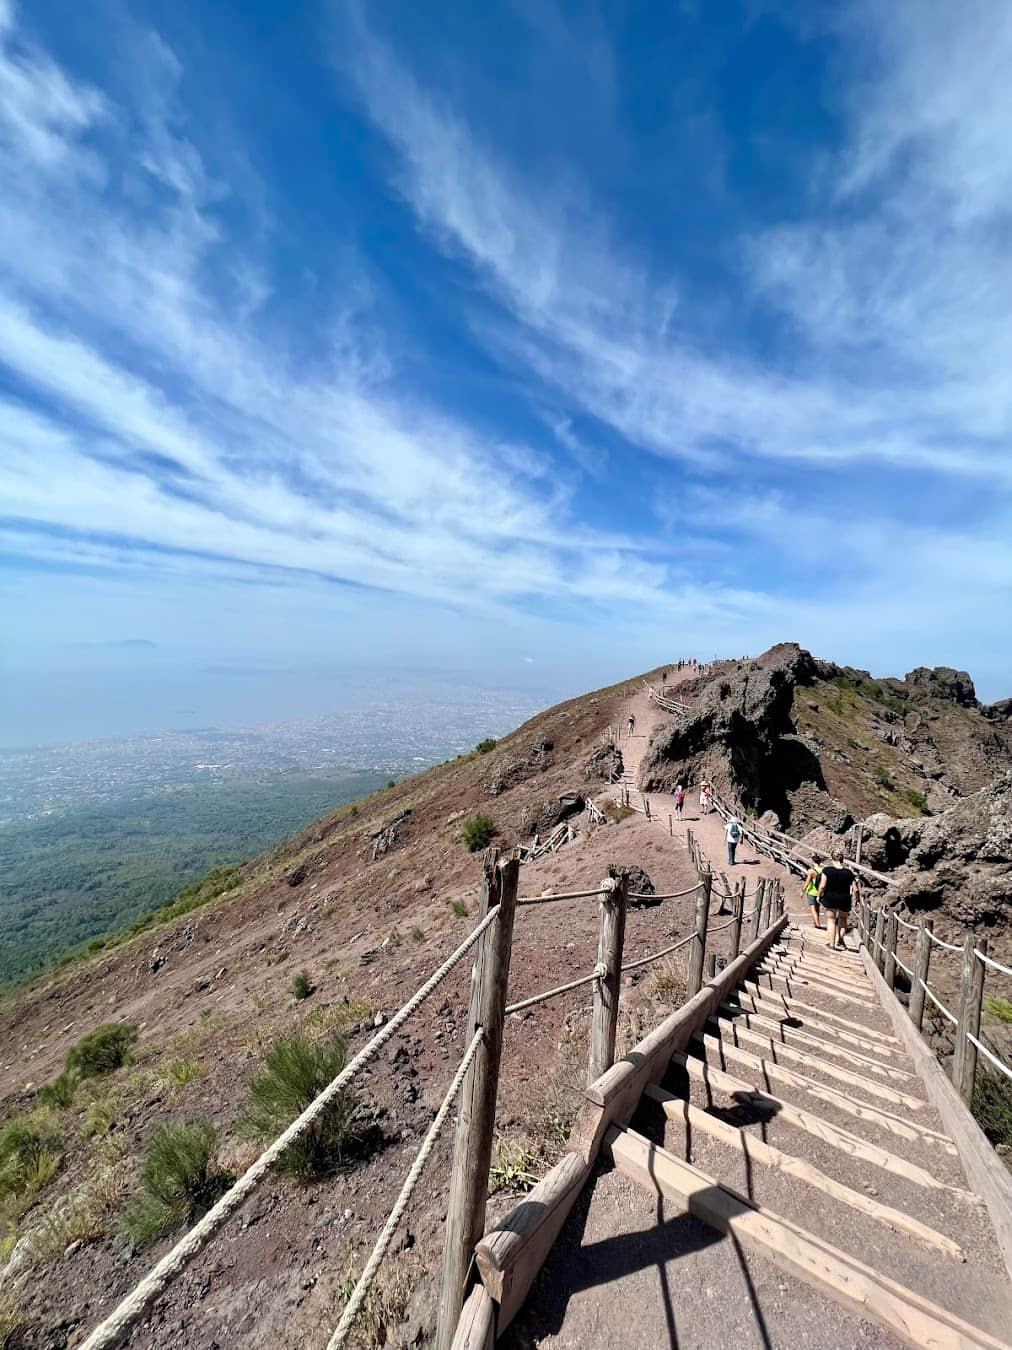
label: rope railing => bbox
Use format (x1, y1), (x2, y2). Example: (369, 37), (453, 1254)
(895, 913), (919, 932)
(920, 981), (959, 1025)
(79, 905), (503, 1350)
(620, 931), (695, 973)
(928, 930), (963, 953)
(327, 1027), (485, 1348)
(967, 1034), (1012, 1085)
(629, 882), (701, 901)
(975, 948), (1012, 978)
(517, 887), (601, 905)
(505, 966), (604, 1015)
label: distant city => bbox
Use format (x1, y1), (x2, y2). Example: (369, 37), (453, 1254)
(0, 680), (545, 827)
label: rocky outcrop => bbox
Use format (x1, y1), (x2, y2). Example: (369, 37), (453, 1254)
(889, 774), (1012, 927)
(905, 666), (978, 707)
(483, 739), (555, 796)
(622, 865), (657, 906)
(583, 742), (623, 782)
(640, 643), (820, 819)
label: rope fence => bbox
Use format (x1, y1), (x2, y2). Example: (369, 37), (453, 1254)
(620, 931), (695, 974)
(327, 1028), (485, 1348)
(505, 966), (604, 1015)
(517, 887), (601, 906)
(80, 904), (503, 1350)
(859, 894), (1012, 1123)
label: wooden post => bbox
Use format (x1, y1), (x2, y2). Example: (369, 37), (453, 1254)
(643, 793), (651, 820)
(873, 907), (886, 974)
(953, 932), (987, 1107)
(686, 871), (712, 1000)
(436, 852), (520, 1350)
(587, 872), (628, 1086)
(705, 952), (717, 980)
(854, 823), (863, 866)
(729, 879), (745, 962)
(668, 813), (673, 837)
(749, 880), (764, 945)
(909, 919), (933, 1032)
(759, 879), (772, 934)
(884, 911), (898, 990)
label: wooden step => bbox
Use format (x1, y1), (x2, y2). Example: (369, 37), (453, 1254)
(605, 1125), (1006, 1350)
(717, 1001), (912, 1073)
(691, 1032), (948, 1152)
(672, 1051), (975, 1200)
(707, 1015), (922, 1085)
(643, 1085), (963, 1259)
(738, 986), (901, 1044)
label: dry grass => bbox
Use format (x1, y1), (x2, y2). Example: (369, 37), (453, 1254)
(333, 1260), (413, 1348)
(29, 1164), (128, 1261)
(646, 958), (687, 1005)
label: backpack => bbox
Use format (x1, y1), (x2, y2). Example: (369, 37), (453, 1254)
(675, 788), (685, 805)
(728, 822), (741, 843)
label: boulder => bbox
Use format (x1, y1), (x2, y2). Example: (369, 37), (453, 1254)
(584, 742), (623, 782)
(622, 865), (657, 906)
(904, 666), (978, 707)
(889, 773), (1012, 926)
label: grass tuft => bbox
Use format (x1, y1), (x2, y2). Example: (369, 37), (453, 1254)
(973, 1067), (1012, 1153)
(66, 1023), (138, 1079)
(122, 1121), (229, 1247)
(462, 814), (496, 852)
(241, 1033), (357, 1178)
(291, 969), (314, 1002)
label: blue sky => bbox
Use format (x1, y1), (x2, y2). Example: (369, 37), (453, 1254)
(1, 0), (1009, 745)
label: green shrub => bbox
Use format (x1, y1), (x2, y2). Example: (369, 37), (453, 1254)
(36, 1072), (79, 1109)
(872, 765), (894, 791)
(386, 780), (395, 789)
(986, 996), (1012, 1025)
(904, 788), (929, 815)
(241, 1033), (356, 1178)
(122, 1121), (228, 1247)
(450, 899), (469, 919)
(0, 1113), (62, 1205)
(66, 1023), (138, 1079)
(410, 927), (425, 943)
(475, 738), (498, 755)
(973, 1067), (1012, 1152)
(462, 814), (496, 852)
(291, 969), (314, 1002)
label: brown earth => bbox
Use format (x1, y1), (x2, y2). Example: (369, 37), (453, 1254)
(0, 665), (735, 1348)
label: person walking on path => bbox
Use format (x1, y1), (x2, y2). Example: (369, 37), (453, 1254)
(802, 861), (824, 929)
(627, 713), (636, 738)
(818, 850), (860, 950)
(725, 816), (742, 865)
(674, 783), (686, 820)
(699, 781), (712, 814)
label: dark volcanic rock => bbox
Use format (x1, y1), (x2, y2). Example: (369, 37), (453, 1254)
(905, 666), (978, 707)
(621, 865), (656, 906)
(890, 773), (1012, 926)
(640, 642), (819, 819)
(583, 742), (623, 782)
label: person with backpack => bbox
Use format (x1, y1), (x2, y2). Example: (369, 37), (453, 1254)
(725, 816), (742, 865)
(674, 783), (686, 820)
(818, 850), (860, 950)
(802, 862), (824, 929)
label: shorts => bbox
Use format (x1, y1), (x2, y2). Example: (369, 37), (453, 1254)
(806, 893), (820, 906)
(824, 896), (852, 914)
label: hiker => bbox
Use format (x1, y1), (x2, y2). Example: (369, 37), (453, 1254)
(818, 849), (859, 951)
(674, 782), (686, 819)
(802, 861), (824, 929)
(725, 816), (742, 865)
(627, 713), (636, 737)
(699, 781), (712, 814)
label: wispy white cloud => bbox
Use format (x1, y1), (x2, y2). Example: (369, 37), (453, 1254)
(342, 3), (1012, 485)
(0, 3), (675, 620)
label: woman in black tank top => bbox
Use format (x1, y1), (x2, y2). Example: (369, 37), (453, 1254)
(818, 852), (859, 950)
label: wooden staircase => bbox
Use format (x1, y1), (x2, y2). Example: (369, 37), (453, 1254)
(477, 914), (1012, 1350)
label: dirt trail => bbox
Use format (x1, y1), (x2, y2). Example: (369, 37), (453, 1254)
(505, 691), (1012, 1348)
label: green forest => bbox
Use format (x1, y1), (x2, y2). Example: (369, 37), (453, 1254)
(0, 771), (388, 988)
